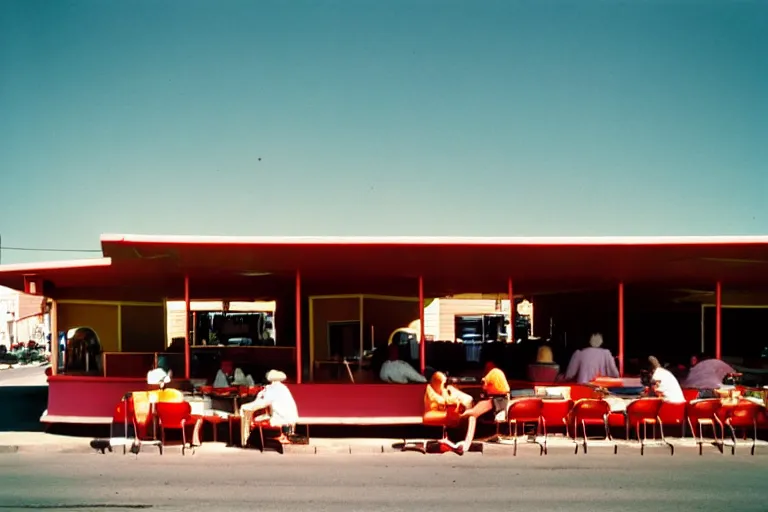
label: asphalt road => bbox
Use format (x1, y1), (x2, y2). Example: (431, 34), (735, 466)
(0, 450), (766, 512)
(0, 364), (48, 387)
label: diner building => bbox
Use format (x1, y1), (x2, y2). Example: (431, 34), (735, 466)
(0, 233), (766, 425)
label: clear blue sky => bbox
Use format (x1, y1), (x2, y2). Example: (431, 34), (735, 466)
(1, 0), (766, 264)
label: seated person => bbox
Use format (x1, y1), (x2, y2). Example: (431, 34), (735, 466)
(683, 353), (736, 390)
(648, 356), (685, 403)
(527, 345), (560, 382)
(455, 362), (511, 454)
(212, 360), (235, 388)
(239, 369), (299, 445)
(424, 371), (474, 426)
(380, 344), (427, 384)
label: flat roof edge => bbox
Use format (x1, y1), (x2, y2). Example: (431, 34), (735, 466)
(0, 257), (112, 274)
(100, 234), (768, 246)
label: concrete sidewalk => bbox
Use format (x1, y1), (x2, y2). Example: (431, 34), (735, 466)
(1, 431), (766, 456)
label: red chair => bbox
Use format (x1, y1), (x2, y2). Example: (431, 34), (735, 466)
(625, 398), (673, 456)
(250, 413), (285, 453)
(506, 398), (544, 456)
(527, 365), (559, 383)
(569, 399), (616, 454)
(686, 399), (723, 455)
(540, 399), (573, 454)
(156, 401), (203, 455)
(658, 401), (687, 435)
(721, 401), (763, 456)
(106, 399), (137, 455)
(682, 388), (700, 402)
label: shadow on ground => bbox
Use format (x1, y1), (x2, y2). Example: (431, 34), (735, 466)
(0, 386), (48, 432)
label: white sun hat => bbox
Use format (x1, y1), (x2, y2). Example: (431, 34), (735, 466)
(147, 368), (171, 386)
(265, 369), (287, 382)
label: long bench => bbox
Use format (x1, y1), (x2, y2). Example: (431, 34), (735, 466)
(286, 383), (425, 438)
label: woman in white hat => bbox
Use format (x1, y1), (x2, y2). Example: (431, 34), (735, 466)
(239, 369), (299, 446)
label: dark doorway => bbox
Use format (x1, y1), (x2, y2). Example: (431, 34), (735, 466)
(328, 321), (361, 360)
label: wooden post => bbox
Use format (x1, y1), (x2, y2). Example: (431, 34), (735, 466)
(49, 300), (58, 376)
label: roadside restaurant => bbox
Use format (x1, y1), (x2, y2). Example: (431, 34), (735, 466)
(1, 234), (767, 449)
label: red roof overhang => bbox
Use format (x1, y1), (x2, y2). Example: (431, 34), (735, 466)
(1, 234), (767, 299)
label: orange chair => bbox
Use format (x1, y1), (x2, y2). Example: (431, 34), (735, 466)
(721, 401), (762, 456)
(625, 398), (673, 456)
(402, 405), (463, 454)
(540, 399), (573, 455)
(124, 393), (164, 455)
(506, 398), (544, 456)
(569, 399), (616, 454)
(156, 401), (203, 455)
(686, 399), (723, 455)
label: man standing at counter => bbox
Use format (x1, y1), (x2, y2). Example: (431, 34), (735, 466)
(563, 333), (619, 384)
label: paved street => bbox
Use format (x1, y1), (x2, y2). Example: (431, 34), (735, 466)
(0, 364), (48, 387)
(0, 450), (766, 512)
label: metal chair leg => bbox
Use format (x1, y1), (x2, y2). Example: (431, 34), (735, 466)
(752, 422), (757, 456)
(658, 418), (673, 455)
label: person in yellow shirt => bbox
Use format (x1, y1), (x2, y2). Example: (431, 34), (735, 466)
(423, 372), (474, 424)
(423, 371), (474, 454)
(456, 361), (511, 453)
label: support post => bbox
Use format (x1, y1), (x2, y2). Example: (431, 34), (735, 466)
(296, 270), (302, 383)
(418, 276), (425, 374)
(715, 281), (722, 360)
(184, 275), (191, 379)
(507, 278), (514, 343)
(618, 282), (625, 377)
(49, 300), (58, 376)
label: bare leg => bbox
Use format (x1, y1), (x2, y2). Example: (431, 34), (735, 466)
(461, 399), (493, 419)
(458, 400), (494, 450)
(240, 409), (253, 447)
(460, 416), (478, 450)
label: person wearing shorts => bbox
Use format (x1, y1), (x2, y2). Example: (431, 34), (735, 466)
(455, 362), (511, 454)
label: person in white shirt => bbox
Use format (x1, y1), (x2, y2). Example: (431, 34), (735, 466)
(239, 369), (299, 445)
(380, 344), (427, 384)
(648, 356), (685, 403)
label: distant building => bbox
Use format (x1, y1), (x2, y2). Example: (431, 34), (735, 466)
(0, 286), (48, 349)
